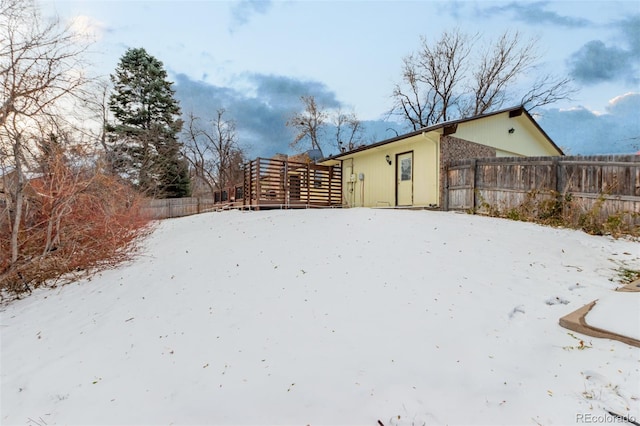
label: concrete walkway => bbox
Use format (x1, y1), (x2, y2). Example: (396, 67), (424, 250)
(559, 279), (640, 348)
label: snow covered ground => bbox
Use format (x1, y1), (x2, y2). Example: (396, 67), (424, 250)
(1, 208), (639, 426)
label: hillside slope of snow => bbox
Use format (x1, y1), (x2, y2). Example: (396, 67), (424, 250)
(1, 209), (639, 425)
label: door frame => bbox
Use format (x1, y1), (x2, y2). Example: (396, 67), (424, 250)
(395, 150), (414, 206)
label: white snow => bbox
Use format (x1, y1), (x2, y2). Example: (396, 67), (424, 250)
(1, 208), (639, 426)
(586, 292), (640, 340)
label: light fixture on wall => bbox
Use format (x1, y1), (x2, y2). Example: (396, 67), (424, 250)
(508, 128), (515, 134)
(385, 155), (392, 165)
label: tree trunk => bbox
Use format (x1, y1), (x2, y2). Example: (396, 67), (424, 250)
(10, 169), (23, 265)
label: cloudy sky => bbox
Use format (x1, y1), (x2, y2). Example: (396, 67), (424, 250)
(45, 0), (639, 157)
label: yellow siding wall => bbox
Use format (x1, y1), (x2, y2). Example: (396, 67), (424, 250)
(340, 134), (439, 207)
(335, 111), (559, 208)
(452, 113), (560, 157)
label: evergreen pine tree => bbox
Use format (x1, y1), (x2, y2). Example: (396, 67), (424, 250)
(107, 47), (190, 198)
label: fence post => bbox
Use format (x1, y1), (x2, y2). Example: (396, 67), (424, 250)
(306, 163), (311, 206)
(471, 159), (477, 213)
(443, 161), (449, 211)
(256, 159), (261, 211)
(284, 160), (289, 208)
(328, 166), (333, 207)
(552, 157), (564, 218)
(244, 163), (250, 208)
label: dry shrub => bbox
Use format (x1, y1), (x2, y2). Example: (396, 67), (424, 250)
(0, 160), (153, 297)
(478, 189), (639, 238)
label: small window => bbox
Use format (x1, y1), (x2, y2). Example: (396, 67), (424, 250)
(401, 158), (412, 181)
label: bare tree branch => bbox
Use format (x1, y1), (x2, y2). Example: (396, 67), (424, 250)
(334, 108), (364, 152)
(390, 29), (574, 128)
(467, 31), (538, 116)
(0, 0), (91, 268)
(181, 109), (245, 196)
(390, 30), (473, 129)
(286, 95), (328, 156)
(520, 74), (577, 111)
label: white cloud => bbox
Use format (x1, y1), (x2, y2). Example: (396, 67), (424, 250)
(558, 105), (605, 116)
(68, 15), (107, 41)
(608, 91), (639, 107)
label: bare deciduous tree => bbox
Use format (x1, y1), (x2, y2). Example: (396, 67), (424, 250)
(390, 29), (575, 130)
(391, 30), (473, 130)
(286, 95), (328, 157)
(182, 112), (215, 196)
(181, 109), (246, 197)
(334, 109), (364, 153)
(79, 79), (112, 155)
(0, 0), (152, 295)
(287, 96), (366, 157)
(0, 1), (153, 297)
(0, 0), (90, 269)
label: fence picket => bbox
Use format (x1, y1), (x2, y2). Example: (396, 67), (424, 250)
(445, 155), (640, 226)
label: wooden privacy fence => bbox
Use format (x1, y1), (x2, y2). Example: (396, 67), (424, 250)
(243, 157), (342, 209)
(445, 155), (640, 225)
(142, 197), (219, 219)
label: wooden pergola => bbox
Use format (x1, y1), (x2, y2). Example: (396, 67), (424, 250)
(211, 157), (342, 209)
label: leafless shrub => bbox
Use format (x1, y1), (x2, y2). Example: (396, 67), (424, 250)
(0, 150), (152, 297)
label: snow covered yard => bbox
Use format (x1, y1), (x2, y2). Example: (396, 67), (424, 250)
(1, 208), (639, 426)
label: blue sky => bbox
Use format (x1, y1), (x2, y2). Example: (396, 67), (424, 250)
(46, 0), (639, 157)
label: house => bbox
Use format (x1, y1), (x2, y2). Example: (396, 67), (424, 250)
(320, 106), (563, 208)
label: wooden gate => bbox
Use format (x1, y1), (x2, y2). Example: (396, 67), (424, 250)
(444, 160), (475, 210)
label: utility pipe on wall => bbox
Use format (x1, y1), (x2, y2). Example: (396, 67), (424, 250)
(422, 131), (441, 207)
(360, 173), (365, 207)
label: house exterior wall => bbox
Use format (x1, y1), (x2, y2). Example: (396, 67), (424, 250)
(452, 113), (561, 157)
(339, 133), (439, 207)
